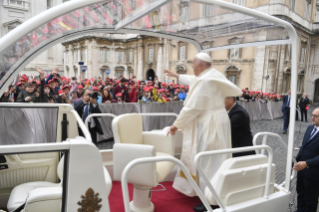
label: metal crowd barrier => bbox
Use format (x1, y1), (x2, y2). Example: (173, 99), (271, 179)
(95, 101), (284, 141)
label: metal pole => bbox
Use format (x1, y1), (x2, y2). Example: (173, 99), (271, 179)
(121, 156), (214, 212)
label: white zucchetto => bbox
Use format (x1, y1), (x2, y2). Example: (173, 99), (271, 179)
(196, 52), (212, 63)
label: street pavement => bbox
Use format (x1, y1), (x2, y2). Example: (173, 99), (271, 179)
(98, 104), (318, 212)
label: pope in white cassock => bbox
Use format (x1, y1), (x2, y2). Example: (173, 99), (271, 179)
(165, 53), (242, 200)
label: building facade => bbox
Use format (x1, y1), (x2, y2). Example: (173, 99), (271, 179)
(61, 0), (319, 103)
(0, 0), (68, 75)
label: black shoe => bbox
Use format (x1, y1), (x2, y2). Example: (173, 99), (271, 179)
(193, 203), (219, 212)
(283, 131), (287, 134)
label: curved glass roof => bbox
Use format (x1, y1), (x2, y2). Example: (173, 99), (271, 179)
(0, 0), (295, 91)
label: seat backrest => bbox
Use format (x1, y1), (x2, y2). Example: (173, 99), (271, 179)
(113, 143), (158, 187)
(57, 156), (64, 181)
(112, 114), (143, 144)
(205, 155), (276, 206)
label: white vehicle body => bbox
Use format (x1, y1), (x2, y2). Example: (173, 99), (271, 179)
(0, 0), (298, 211)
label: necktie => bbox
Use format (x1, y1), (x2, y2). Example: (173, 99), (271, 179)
(83, 104), (89, 122)
(287, 96), (290, 108)
(307, 128), (317, 143)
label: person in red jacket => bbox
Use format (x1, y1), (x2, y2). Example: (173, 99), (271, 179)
(128, 84), (138, 103)
(113, 78), (129, 102)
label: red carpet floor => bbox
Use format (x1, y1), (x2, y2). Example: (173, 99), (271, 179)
(109, 181), (202, 212)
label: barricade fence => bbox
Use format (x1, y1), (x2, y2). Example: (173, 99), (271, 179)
(0, 101), (284, 144)
(97, 101), (283, 141)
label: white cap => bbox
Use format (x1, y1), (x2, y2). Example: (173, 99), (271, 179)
(196, 52), (212, 63)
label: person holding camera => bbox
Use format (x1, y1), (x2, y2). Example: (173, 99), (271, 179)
(16, 82), (40, 103)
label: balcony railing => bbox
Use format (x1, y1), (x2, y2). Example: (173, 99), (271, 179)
(3, 0), (29, 10)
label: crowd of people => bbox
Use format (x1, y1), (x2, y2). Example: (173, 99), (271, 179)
(1, 67), (292, 106)
(240, 87), (282, 103)
(0, 68), (190, 104)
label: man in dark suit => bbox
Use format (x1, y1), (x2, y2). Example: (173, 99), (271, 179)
(299, 93), (309, 122)
(282, 90), (291, 134)
(293, 107), (319, 212)
(193, 96), (256, 212)
(225, 97), (255, 157)
(74, 89), (103, 146)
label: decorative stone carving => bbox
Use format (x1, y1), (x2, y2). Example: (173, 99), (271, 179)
(175, 65), (187, 74)
(77, 188), (102, 212)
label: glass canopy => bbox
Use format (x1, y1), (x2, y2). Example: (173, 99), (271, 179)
(0, 0), (298, 194)
(0, 0), (292, 90)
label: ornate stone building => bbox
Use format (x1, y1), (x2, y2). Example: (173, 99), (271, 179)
(61, 0), (319, 103)
(62, 34), (198, 83)
(0, 0), (68, 75)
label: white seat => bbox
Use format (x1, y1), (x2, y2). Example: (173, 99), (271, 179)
(7, 157), (64, 212)
(112, 114), (175, 212)
(157, 127), (183, 159)
(205, 154), (276, 206)
(7, 181), (60, 211)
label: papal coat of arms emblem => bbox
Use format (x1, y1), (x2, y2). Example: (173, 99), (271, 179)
(77, 188), (102, 212)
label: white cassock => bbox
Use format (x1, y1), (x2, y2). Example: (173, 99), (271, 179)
(172, 68), (242, 197)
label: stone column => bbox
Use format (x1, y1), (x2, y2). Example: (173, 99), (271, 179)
(77, 47), (82, 78)
(252, 31), (267, 91)
(91, 40), (100, 79)
(137, 38), (144, 80)
(156, 43), (164, 81)
(134, 45), (138, 77)
(124, 66), (129, 78)
(267, 45), (278, 93)
(305, 37), (317, 101)
(252, 46), (266, 91)
(275, 45), (285, 94)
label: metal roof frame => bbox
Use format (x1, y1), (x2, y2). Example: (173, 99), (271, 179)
(0, 0), (298, 194)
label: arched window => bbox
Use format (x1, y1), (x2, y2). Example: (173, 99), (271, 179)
(128, 66), (134, 78)
(298, 69), (305, 94)
(115, 66), (125, 79)
(100, 66), (110, 80)
(282, 68), (291, 93)
(225, 65), (241, 85)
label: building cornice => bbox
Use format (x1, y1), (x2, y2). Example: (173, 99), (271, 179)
(273, 15), (314, 35)
(62, 35), (146, 46)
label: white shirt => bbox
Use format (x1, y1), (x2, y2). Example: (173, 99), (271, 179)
(309, 126), (319, 140)
(287, 95), (291, 107)
(83, 102), (97, 127)
(227, 102), (236, 114)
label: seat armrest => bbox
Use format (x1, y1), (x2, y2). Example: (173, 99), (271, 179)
(24, 187), (62, 212)
(113, 143), (158, 187)
(143, 131), (175, 156)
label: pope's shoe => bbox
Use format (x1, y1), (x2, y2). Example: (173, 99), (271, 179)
(193, 203), (219, 212)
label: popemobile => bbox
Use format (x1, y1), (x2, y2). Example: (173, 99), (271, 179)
(0, 0), (299, 212)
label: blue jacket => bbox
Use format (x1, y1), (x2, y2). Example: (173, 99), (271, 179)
(97, 95), (102, 104)
(45, 73), (53, 84)
(178, 92), (187, 101)
(296, 125), (319, 180)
